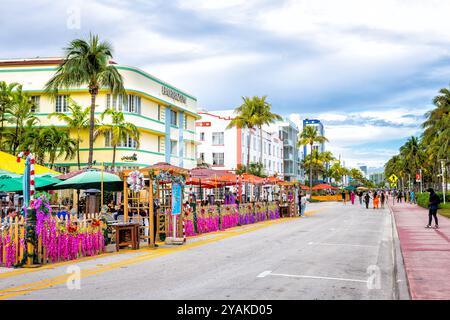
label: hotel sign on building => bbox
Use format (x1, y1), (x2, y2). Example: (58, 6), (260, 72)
(162, 86), (187, 104)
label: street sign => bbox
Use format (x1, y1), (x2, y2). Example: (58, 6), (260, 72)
(389, 174), (398, 183)
(390, 182), (397, 188)
(416, 173), (421, 182)
(171, 183), (182, 215)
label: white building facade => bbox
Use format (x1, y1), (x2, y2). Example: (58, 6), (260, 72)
(196, 110), (284, 176)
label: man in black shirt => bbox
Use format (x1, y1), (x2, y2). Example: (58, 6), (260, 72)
(426, 188), (440, 229)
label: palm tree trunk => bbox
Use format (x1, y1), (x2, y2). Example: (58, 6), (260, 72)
(247, 129), (251, 170)
(12, 120), (19, 154)
(309, 143), (313, 194)
(88, 92), (97, 167)
(112, 144), (117, 170)
(259, 125), (263, 165)
(77, 129), (81, 170)
(0, 109), (4, 148)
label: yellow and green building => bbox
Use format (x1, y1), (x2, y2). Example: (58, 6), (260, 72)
(0, 57), (200, 172)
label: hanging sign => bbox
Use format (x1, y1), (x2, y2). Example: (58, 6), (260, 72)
(172, 183), (182, 215)
(415, 173), (421, 182)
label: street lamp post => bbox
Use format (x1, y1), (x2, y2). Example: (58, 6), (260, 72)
(419, 169), (423, 194)
(440, 159), (446, 204)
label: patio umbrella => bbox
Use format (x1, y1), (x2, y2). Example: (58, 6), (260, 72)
(345, 185), (357, 191)
(312, 183), (337, 190)
(144, 162), (188, 176)
(52, 169), (123, 191)
(0, 175), (62, 192)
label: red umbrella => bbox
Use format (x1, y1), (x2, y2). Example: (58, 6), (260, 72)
(312, 183), (337, 190)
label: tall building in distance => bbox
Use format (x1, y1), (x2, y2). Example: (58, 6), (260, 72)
(0, 57), (200, 172)
(196, 110), (284, 176)
(302, 119), (325, 159)
(369, 173), (385, 186)
(358, 164), (368, 178)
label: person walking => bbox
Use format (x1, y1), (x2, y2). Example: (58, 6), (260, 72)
(300, 192), (307, 217)
(373, 191), (379, 209)
(410, 190), (415, 204)
(364, 192), (371, 209)
(426, 188), (440, 229)
(358, 191), (363, 205)
(381, 191), (386, 209)
(350, 191), (355, 205)
(341, 190), (347, 205)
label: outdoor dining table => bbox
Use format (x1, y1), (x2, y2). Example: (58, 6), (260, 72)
(109, 222), (140, 251)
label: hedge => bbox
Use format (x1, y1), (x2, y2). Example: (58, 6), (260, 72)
(416, 192), (450, 209)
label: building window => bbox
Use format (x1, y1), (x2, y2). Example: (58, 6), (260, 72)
(171, 140), (178, 156)
(212, 153), (224, 166)
(200, 153), (205, 162)
(55, 95), (69, 112)
(170, 110), (178, 126)
(157, 105), (161, 121)
(29, 96), (40, 113)
(106, 94), (141, 114)
(199, 132), (205, 141)
(212, 132), (224, 145)
(105, 132), (138, 148)
(184, 115), (188, 130)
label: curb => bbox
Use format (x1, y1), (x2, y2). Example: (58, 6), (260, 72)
(388, 203), (411, 300)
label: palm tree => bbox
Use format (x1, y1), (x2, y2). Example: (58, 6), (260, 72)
(19, 127), (46, 164)
(329, 162), (348, 185)
(94, 109), (140, 170)
(40, 126), (77, 168)
(399, 136), (425, 187)
(319, 151), (335, 182)
(227, 97), (259, 170)
(298, 125), (329, 193)
(349, 168), (364, 185)
(0, 81), (20, 146)
(5, 86), (39, 154)
(49, 98), (90, 169)
(250, 96), (282, 163)
(45, 34), (125, 167)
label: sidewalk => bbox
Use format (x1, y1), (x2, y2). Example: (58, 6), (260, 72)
(391, 202), (450, 300)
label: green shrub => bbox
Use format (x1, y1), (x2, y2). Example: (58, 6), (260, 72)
(416, 192), (450, 209)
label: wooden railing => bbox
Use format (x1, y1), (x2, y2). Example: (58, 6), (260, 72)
(1, 213), (105, 268)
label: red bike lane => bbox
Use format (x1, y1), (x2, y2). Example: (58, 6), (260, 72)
(391, 202), (450, 299)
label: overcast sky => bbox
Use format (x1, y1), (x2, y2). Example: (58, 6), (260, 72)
(1, 0), (448, 169)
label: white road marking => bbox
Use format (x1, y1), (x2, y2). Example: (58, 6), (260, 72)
(308, 242), (378, 248)
(257, 270), (367, 283)
(257, 270), (272, 278)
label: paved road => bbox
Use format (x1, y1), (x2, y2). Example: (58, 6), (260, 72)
(0, 202), (402, 300)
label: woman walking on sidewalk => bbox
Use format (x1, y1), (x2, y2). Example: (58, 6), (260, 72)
(426, 188), (440, 229)
(373, 191), (379, 209)
(380, 191), (386, 209)
(350, 191), (355, 205)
